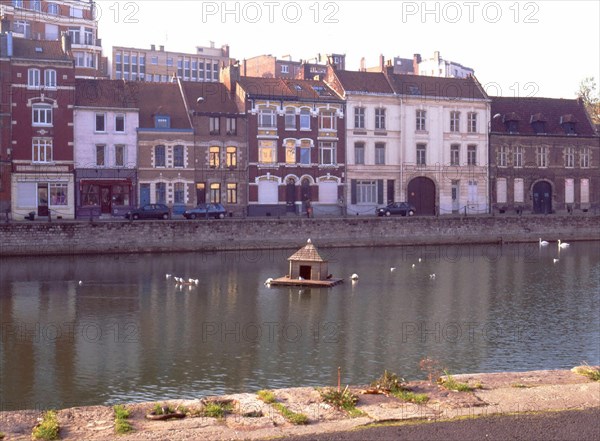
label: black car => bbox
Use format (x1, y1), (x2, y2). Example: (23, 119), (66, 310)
(125, 204), (171, 220)
(376, 202), (416, 217)
(183, 203), (227, 219)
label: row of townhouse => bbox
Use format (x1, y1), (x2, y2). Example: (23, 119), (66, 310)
(1, 36), (598, 220)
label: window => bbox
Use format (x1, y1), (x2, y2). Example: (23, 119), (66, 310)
(467, 145), (477, 166)
(13, 20), (30, 36)
(320, 110), (337, 130)
(498, 145), (508, 167)
(154, 145), (166, 167)
(450, 111), (460, 132)
(32, 104), (52, 126)
(209, 183), (221, 203)
(47, 2), (58, 14)
(259, 140), (276, 164)
(565, 147), (575, 168)
(174, 182), (185, 204)
(300, 108), (311, 130)
(581, 179), (590, 204)
(45, 23), (59, 40)
(496, 178), (507, 204)
(285, 108), (296, 129)
(226, 146), (237, 168)
(70, 6), (83, 18)
(285, 139), (296, 164)
(354, 142), (365, 165)
(281, 65), (289, 74)
(416, 110), (426, 131)
(357, 181), (377, 204)
(95, 113), (106, 132)
(258, 108), (276, 128)
(209, 117), (220, 134)
(95, 145), (105, 166)
(12, 0), (24, 7)
(416, 143), (426, 166)
(173, 145), (184, 167)
(68, 27), (80, 45)
(580, 147), (590, 168)
(514, 178), (524, 203)
(375, 108), (386, 130)
(112, 185), (129, 206)
(354, 107), (365, 129)
(467, 112), (477, 133)
(166, 58), (173, 67)
(226, 117), (237, 135)
(115, 114), (125, 132)
(155, 183), (166, 203)
(227, 183), (238, 204)
(32, 138), (52, 163)
(81, 184), (99, 206)
(44, 70), (57, 88)
(114, 145), (125, 166)
(468, 180), (478, 203)
(450, 144), (460, 166)
(375, 143), (385, 165)
(155, 115), (170, 128)
(299, 139), (311, 164)
(84, 27), (94, 45)
(49, 184), (67, 206)
(536, 146), (548, 167)
(28, 68), (40, 88)
(151, 56), (158, 65)
(514, 146), (524, 168)
(565, 178), (575, 204)
(319, 142), (336, 165)
(209, 146), (220, 168)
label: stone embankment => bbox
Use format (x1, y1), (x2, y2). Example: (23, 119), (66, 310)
(0, 214), (599, 257)
(0, 368), (598, 440)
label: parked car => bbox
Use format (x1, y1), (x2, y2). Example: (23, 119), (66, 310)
(125, 204), (171, 220)
(183, 203), (227, 219)
(376, 202), (416, 217)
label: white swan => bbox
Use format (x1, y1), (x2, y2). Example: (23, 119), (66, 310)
(264, 277), (274, 286)
(350, 273), (359, 281)
(553, 258), (560, 263)
(539, 238), (549, 246)
(165, 273), (172, 279)
(411, 264), (416, 268)
(558, 239), (570, 249)
(429, 274), (436, 279)
(390, 267), (396, 272)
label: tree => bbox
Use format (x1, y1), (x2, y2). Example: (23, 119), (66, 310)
(577, 77), (600, 125)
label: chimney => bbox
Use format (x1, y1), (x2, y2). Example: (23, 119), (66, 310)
(379, 54), (385, 72)
(61, 32), (71, 54)
(159, 45), (164, 52)
(220, 60), (240, 93)
(360, 57), (366, 72)
(222, 44), (230, 58)
(413, 53), (421, 74)
(151, 44), (155, 51)
(434, 51), (440, 63)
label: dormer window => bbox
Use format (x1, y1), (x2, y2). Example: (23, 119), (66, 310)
(560, 115), (577, 135)
(530, 113), (546, 134)
(155, 115), (170, 129)
(503, 112), (520, 133)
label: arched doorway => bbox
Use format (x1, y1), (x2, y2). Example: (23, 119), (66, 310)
(407, 177), (436, 216)
(533, 181), (552, 214)
(286, 178), (296, 213)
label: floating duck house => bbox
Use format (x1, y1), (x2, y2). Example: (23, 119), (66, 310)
(268, 239), (343, 287)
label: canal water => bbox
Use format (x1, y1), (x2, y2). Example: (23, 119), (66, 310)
(1, 241), (599, 411)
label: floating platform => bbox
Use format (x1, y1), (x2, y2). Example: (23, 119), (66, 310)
(268, 277), (343, 288)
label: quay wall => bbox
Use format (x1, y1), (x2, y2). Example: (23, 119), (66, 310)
(0, 215), (599, 257)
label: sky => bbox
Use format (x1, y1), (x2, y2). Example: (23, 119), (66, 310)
(97, 0), (600, 99)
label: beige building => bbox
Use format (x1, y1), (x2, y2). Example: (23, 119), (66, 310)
(112, 42), (231, 82)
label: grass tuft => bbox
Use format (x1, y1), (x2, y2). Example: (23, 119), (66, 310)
(257, 389), (276, 404)
(32, 410), (60, 440)
(202, 402), (233, 419)
(113, 405), (133, 435)
(271, 403), (309, 425)
(319, 386), (360, 413)
(391, 389), (430, 404)
(438, 370), (473, 392)
(572, 364), (600, 382)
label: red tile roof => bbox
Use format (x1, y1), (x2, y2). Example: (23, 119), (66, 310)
(386, 73), (488, 100)
(10, 39), (72, 62)
(238, 77), (342, 102)
(490, 96), (597, 136)
(333, 70), (394, 94)
(137, 82), (191, 130)
(75, 79), (139, 108)
(180, 82), (241, 114)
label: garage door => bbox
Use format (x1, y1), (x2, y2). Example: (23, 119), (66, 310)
(258, 180), (278, 204)
(319, 181), (337, 203)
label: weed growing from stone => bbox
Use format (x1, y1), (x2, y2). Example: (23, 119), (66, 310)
(32, 410), (60, 440)
(113, 405), (133, 435)
(573, 364), (600, 382)
(257, 389), (276, 404)
(438, 370), (473, 392)
(271, 403), (309, 425)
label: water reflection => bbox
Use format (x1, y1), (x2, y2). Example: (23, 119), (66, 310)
(1, 242), (599, 410)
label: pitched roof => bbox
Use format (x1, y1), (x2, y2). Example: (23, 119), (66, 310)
(386, 73), (487, 100)
(288, 239), (327, 262)
(238, 77), (342, 102)
(137, 82), (191, 130)
(490, 96), (597, 136)
(75, 79), (139, 108)
(333, 70), (394, 94)
(10, 39), (72, 62)
(180, 81), (241, 114)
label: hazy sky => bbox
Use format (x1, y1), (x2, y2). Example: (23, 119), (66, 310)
(97, 0), (600, 99)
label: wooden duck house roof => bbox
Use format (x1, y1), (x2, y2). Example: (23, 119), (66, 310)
(288, 239), (327, 263)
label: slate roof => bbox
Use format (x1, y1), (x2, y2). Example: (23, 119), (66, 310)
(180, 81), (241, 114)
(238, 77), (342, 102)
(490, 96), (597, 136)
(288, 239), (327, 262)
(137, 82), (191, 130)
(386, 73), (487, 100)
(10, 39), (72, 62)
(334, 70), (394, 94)
(75, 79), (140, 109)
